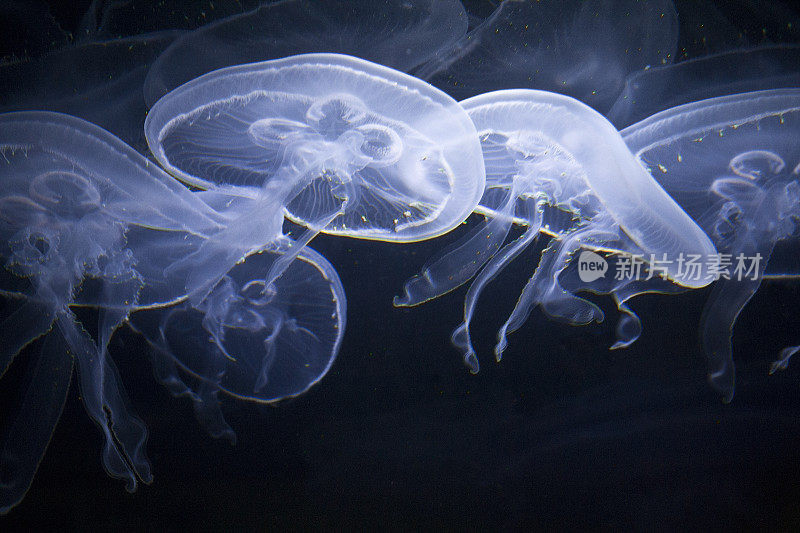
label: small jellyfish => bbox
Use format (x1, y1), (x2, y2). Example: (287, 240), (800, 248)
(413, 0), (678, 113)
(143, 0), (468, 105)
(144, 52), (485, 290)
(129, 243), (346, 442)
(396, 89), (716, 371)
(622, 88), (800, 401)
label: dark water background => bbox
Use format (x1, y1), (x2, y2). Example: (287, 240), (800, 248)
(1, 0), (800, 530)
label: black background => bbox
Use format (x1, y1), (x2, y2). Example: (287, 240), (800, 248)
(1, 0), (800, 530)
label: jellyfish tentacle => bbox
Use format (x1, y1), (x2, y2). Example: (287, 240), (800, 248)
(181, 300), (239, 444)
(608, 281), (645, 350)
(452, 199), (543, 371)
(394, 213), (513, 307)
(58, 273), (150, 492)
(610, 297), (642, 350)
(701, 225), (776, 401)
(57, 308), (151, 491)
(192, 378), (237, 445)
(700, 275), (763, 402)
(263, 153), (356, 289)
(263, 203), (342, 290)
(139, 306), (237, 444)
(254, 326), (281, 394)
(702, 174), (793, 400)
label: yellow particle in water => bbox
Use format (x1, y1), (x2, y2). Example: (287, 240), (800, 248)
(657, 164), (668, 173)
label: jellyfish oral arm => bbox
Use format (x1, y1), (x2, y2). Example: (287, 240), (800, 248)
(393, 189), (517, 308)
(452, 198), (544, 371)
(58, 288), (152, 491)
(494, 222), (612, 361)
(701, 180), (793, 401)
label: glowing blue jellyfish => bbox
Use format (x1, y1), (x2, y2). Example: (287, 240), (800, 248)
(396, 89), (716, 371)
(130, 242), (346, 443)
(0, 111), (346, 512)
(622, 88), (800, 401)
(144, 53), (485, 254)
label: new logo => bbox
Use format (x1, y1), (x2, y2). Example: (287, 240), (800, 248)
(577, 250), (608, 282)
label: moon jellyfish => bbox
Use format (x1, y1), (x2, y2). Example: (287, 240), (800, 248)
(396, 89), (716, 371)
(413, 0), (678, 113)
(608, 44), (800, 128)
(130, 243), (345, 441)
(144, 52), (485, 283)
(0, 111), (206, 512)
(143, 0), (468, 105)
(622, 88), (800, 401)
(0, 111), (345, 512)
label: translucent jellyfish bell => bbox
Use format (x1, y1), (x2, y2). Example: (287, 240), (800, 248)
(622, 88), (800, 401)
(396, 89), (716, 371)
(145, 53), (485, 250)
(143, 0), (468, 105)
(131, 243), (346, 443)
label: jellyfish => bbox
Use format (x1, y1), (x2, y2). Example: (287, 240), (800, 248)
(412, 0), (678, 113)
(144, 52), (486, 293)
(396, 89), (716, 372)
(608, 44), (800, 129)
(622, 88), (800, 401)
(0, 111), (345, 512)
(128, 243), (346, 442)
(143, 0), (468, 105)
